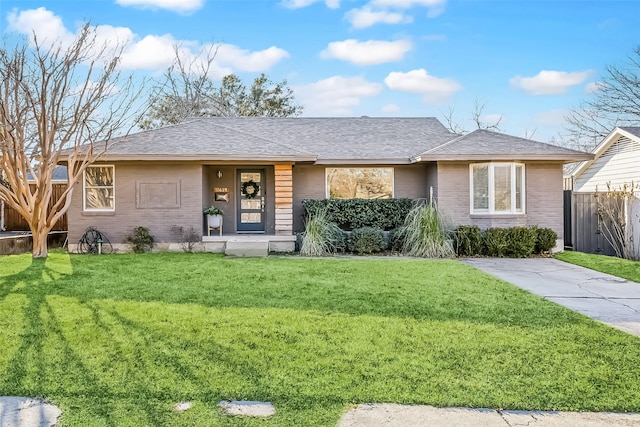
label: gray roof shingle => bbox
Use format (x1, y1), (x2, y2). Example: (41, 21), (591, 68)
(621, 127), (640, 138)
(95, 117), (591, 163)
(420, 129), (592, 161)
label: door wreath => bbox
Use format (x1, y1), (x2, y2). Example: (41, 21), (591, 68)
(241, 180), (260, 199)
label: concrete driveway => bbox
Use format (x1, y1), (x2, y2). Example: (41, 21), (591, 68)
(462, 257), (640, 337)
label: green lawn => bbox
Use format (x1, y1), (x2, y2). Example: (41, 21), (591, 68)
(1, 251), (640, 426)
(556, 251), (640, 283)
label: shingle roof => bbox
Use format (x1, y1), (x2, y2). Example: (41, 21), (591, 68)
(93, 117), (591, 163)
(621, 127), (640, 138)
(27, 165), (67, 182)
(420, 129), (593, 161)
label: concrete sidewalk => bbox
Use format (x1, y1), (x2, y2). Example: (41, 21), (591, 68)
(338, 404), (640, 426)
(461, 257), (640, 337)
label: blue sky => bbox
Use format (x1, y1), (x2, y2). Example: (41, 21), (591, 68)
(1, 0), (638, 142)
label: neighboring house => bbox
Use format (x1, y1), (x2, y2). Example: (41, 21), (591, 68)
(571, 127), (640, 193)
(61, 117), (592, 254)
(568, 127), (640, 257)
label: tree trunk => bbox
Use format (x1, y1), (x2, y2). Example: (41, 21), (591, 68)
(32, 227), (49, 259)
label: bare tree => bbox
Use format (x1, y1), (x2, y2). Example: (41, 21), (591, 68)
(442, 98), (502, 134)
(566, 45), (640, 150)
(595, 182), (640, 261)
(140, 45), (302, 130)
(0, 24), (141, 258)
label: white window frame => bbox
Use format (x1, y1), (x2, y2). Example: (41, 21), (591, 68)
(83, 165), (115, 212)
(469, 162), (525, 215)
(325, 167), (394, 199)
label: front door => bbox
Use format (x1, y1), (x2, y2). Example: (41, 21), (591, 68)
(237, 170), (265, 232)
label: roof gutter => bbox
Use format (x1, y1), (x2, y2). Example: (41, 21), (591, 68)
(314, 158), (415, 165)
(415, 153), (594, 163)
(58, 154), (319, 162)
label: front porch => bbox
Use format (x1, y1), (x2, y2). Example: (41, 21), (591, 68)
(198, 234), (296, 257)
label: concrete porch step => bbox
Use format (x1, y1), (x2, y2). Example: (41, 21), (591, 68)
(225, 239), (269, 257)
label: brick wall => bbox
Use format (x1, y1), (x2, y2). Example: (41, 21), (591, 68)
(436, 161), (564, 238)
(292, 164), (434, 232)
(67, 162), (203, 246)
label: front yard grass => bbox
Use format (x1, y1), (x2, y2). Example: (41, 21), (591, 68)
(556, 251), (640, 283)
(1, 251), (640, 426)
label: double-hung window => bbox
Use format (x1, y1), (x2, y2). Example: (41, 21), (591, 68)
(470, 163), (524, 214)
(83, 165), (115, 211)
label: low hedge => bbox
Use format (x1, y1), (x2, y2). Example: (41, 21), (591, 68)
(349, 227), (385, 254)
(302, 198), (414, 230)
(453, 225), (558, 257)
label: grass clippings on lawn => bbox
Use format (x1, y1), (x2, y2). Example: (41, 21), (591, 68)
(1, 251), (640, 426)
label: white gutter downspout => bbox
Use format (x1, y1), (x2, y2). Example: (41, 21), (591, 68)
(1, 200), (5, 231)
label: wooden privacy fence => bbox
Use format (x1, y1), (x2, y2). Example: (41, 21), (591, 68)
(567, 190), (640, 259)
(2, 184), (68, 231)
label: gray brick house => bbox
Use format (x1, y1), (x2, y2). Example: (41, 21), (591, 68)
(62, 117), (592, 254)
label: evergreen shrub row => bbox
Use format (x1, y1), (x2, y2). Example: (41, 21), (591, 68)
(302, 198), (414, 230)
(454, 225), (557, 257)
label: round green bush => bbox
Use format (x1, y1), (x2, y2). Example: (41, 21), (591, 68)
(349, 226), (384, 254)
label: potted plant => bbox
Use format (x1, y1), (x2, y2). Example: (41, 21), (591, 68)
(204, 206), (224, 235)
(204, 206), (224, 216)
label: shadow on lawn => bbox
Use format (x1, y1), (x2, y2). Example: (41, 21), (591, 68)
(0, 257), (346, 425)
(0, 259), (182, 426)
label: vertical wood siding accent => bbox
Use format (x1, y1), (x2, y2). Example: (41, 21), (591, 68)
(274, 164), (293, 235)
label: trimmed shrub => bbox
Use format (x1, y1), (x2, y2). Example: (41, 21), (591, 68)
(124, 226), (155, 253)
(349, 226), (385, 254)
(302, 198), (414, 230)
(483, 228), (509, 257)
(534, 227), (558, 254)
(504, 227), (537, 258)
(454, 225), (483, 256)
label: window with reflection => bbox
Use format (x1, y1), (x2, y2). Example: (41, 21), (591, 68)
(83, 165), (115, 211)
(326, 168), (393, 199)
(470, 163), (525, 214)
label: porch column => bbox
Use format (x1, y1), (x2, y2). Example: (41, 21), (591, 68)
(274, 164), (293, 236)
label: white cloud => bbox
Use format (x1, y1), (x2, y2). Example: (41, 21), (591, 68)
(345, 6), (412, 29)
(509, 70), (593, 95)
(320, 39), (412, 65)
(7, 7), (75, 48)
(381, 104), (400, 113)
(345, 0), (446, 28)
(120, 34), (178, 70)
(115, 0), (204, 14)
(384, 68), (462, 104)
(6, 8), (289, 75)
(280, 0), (340, 9)
(372, 0), (447, 17)
(215, 45), (290, 72)
(295, 76), (382, 115)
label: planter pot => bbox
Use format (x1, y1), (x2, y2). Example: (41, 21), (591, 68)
(207, 214), (223, 228)
(207, 214), (223, 236)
